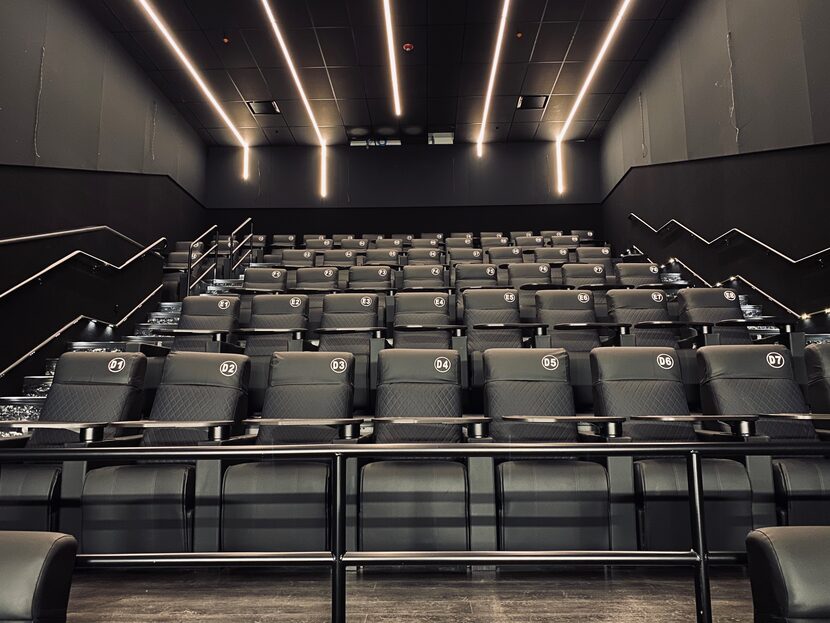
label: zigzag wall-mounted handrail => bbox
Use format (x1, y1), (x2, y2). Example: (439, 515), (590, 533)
(628, 213), (830, 264)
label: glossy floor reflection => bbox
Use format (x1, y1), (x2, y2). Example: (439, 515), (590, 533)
(68, 568), (753, 622)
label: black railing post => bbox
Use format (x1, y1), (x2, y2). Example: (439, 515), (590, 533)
(686, 450), (712, 623)
(331, 452), (347, 623)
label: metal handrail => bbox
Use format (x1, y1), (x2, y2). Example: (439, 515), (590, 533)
(186, 226), (219, 293)
(0, 237), (167, 301)
(629, 213), (830, 264)
(0, 237), (167, 377)
(229, 217), (254, 276)
(0, 225), (144, 250)
(3, 439), (828, 623)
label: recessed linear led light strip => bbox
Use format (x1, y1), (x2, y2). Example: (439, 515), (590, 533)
(137, 0), (250, 180)
(383, 0), (402, 117)
(476, 0), (511, 158)
(259, 0), (328, 198)
(555, 0), (633, 194)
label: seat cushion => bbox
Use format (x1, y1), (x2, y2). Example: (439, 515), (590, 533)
(634, 458), (752, 550)
(497, 460), (609, 550)
(222, 462), (329, 552)
(82, 465), (194, 554)
(772, 458), (830, 526)
(0, 465), (61, 531)
(360, 461), (468, 551)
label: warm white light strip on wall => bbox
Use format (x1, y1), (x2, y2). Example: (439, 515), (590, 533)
(555, 0), (633, 194)
(137, 0), (249, 180)
(476, 0), (511, 158)
(383, 0), (402, 117)
(259, 0), (328, 197)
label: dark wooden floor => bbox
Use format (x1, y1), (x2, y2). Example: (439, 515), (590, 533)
(68, 568), (753, 622)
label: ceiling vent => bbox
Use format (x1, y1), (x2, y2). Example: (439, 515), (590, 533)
(247, 100), (280, 115)
(516, 95), (548, 110)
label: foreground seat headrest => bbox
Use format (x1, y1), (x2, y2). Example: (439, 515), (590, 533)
(251, 294), (308, 316)
(747, 527), (830, 622)
(394, 292), (450, 313)
(591, 346), (682, 383)
(0, 531), (77, 623)
(378, 349), (460, 385)
(615, 263), (660, 278)
(463, 288), (519, 309)
(269, 352), (354, 386)
(677, 287), (741, 312)
(698, 345), (796, 381)
(536, 289), (595, 309)
(805, 343), (830, 384)
(606, 289), (669, 312)
(244, 267), (287, 287)
(323, 292), (378, 313)
(52, 351), (146, 387)
(181, 295), (240, 317)
(484, 348), (570, 383)
(160, 352), (250, 391)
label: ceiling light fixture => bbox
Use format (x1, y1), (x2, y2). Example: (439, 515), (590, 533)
(137, 0), (250, 180)
(383, 0), (403, 116)
(476, 0), (511, 158)
(555, 0), (633, 194)
(259, 0), (328, 197)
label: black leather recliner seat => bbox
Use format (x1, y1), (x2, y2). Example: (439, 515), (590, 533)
(0, 352), (147, 532)
(241, 294), (308, 413)
(805, 342), (830, 412)
(359, 349), (468, 551)
(222, 352), (356, 552)
(393, 292), (454, 349)
(168, 295), (240, 352)
(592, 347), (753, 551)
(484, 348), (610, 550)
(507, 263), (554, 321)
(462, 288), (526, 387)
(615, 263), (662, 288)
(80, 352), (250, 553)
(677, 288), (749, 345)
(697, 345), (828, 526)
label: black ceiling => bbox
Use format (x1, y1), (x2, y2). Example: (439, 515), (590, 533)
(88, 0), (687, 147)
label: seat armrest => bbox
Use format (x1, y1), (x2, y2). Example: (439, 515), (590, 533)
(371, 416), (490, 439)
(716, 317), (796, 330)
(631, 414), (759, 437)
(577, 284), (618, 291)
(149, 328), (232, 342)
(472, 322), (547, 336)
(226, 287), (284, 294)
(397, 287), (453, 294)
(246, 417), (364, 440)
(236, 328), (307, 338)
(502, 415), (625, 438)
(345, 287), (395, 295)
(316, 327), (387, 337)
(759, 413), (830, 421)
(109, 420), (235, 441)
(517, 283), (568, 291)
(633, 320), (713, 332)
(634, 282), (689, 290)
(552, 322), (631, 335)
(394, 324), (466, 336)
(0, 421), (109, 442)
(288, 287), (341, 294)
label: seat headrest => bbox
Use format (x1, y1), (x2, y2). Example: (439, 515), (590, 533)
(53, 351), (146, 387)
(562, 263), (605, 278)
(516, 236), (546, 246)
(552, 235), (580, 245)
(404, 265), (444, 278)
(297, 267), (338, 283)
(806, 343), (830, 382)
(166, 251), (200, 263)
(161, 352), (249, 390)
(616, 263), (660, 277)
(678, 288), (740, 309)
(349, 266), (392, 282)
(271, 234), (296, 243)
(536, 289), (595, 310)
(395, 292), (450, 313)
(484, 348), (569, 382)
(323, 250), (356, 259)
(462, 288), (519, 309)
(283, 249), (315, 261)
(576, 247), (611, 258)
(508, 263), (551, 278)
(323, 292), (378, 313)
(244, 267), (287, 285)
(535, 247), (570, 259)
(270, 351), (354, 386)
(456, 263), (497, 279)
(378, 349), (460, 385)
(366, 249), (400, 260)
(481, 236), (510, 246)
(251, 294), (308, 315)
(606, 289), (669, 311)
(181, 295), (240, 317)
(698, 345), (795, 381)
(591, 347), (682, 382)
(489, 247), (523, 257)
(408, 249), (441, 260)
(449, 248), (484, 259)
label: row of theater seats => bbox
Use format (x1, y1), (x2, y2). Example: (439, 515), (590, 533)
(2, 342), (829, 554)
(136, 283), (798, 415)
